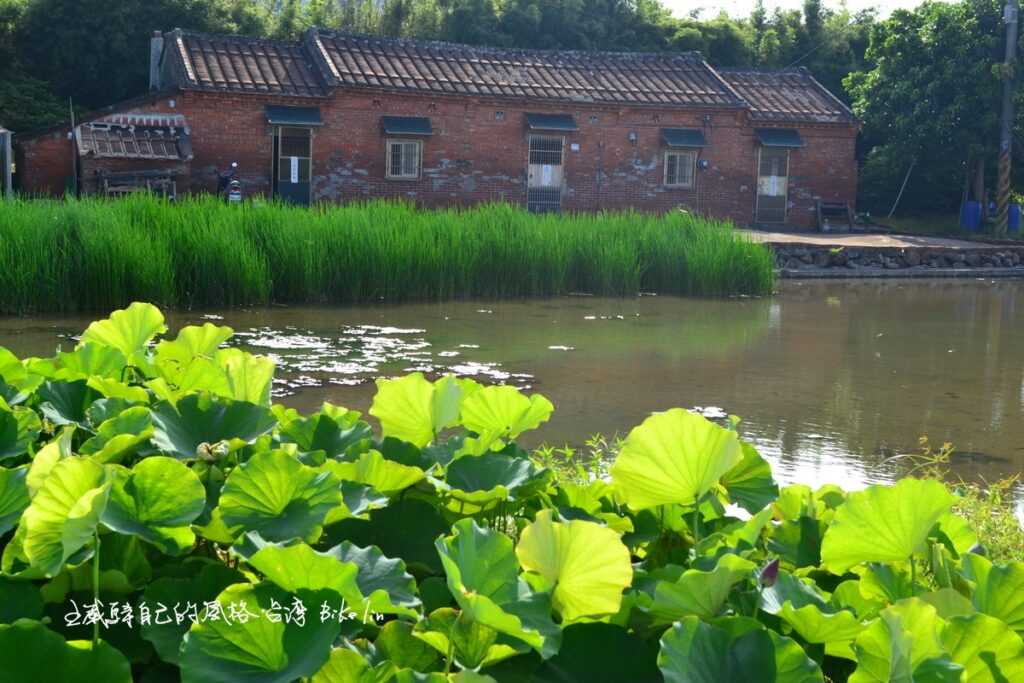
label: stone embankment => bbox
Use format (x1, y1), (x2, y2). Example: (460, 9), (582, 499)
(772, 243), (1024, 278)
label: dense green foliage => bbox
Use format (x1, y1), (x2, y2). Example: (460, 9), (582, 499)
(0, 196), (774, 312)
(0, 0), (872, 130)
(0, 302), (1022, 682)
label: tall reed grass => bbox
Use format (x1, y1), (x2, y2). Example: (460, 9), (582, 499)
(0, 196), (774, 313)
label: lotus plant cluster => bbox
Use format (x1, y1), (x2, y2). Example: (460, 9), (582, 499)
(0, 302), (1021, 682)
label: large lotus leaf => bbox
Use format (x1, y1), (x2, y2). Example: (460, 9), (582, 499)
(515, 509), (632, 622)
(86, 376), (149, 404)
(216, 348), (276, 406)
(610, 408), (742, 510)
(533, 622), (661, 683)
(0, 578), (43, 623)
(218, 451), (340, 543)
(779, 602), (869, 646)
(767, 515), (825, 568)
(369, 373), (463, 447)
(155, 323), (234, 369)
(960, 554), (1024, 633)
(0, 618), (132, 683)
(325, 541), (420, 616)
(80, 406), (154, 464)
(56, 342), (127, 380)
(100, 456), (205, 554)
(932, 512), (978, 557)
(850, 599), (963, 683)
(650, 553), (755, 622)
(658, 616), (823, 683)
(436, 519), (560, 657)
(324, 450), (424, 496)
(821, 479), (954, 574)
(413, 608), (523, 671)
(310, 647), (380, 683)
(720, 441), (779, 513)
(248, 542), (365, 611)
(21, 456), (110, 576)
(919, 588), (976, 620)
(0, 404), (40, 462)
(324, 481), (389, 526)
(38, 379), (103, 428)
(328, 498), (448, 575)
(0, 521), (45, 579)
(759, 571), (830, 615)
(459, 385), (553, 447)
(0, 346), (37, 389)
(376, 620), (444, 672)
(278, 406), (372, 459)
(138, 562), (245, 664)
(942, 613), (1024, 682)
(26, 426), (74, 497)
(179, 582), (341, 683)
(80, 301), (167, 366)
(437, 453), (549, 511)
(0, 465), (29, 535)
(151, 393), (277, 460)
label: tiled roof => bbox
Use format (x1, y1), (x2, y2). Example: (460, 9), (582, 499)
(158, 30), (855, 123)
(307, 31), (745, 108)
(718, 68), (853, 124)
(76, 114), (192, 160)
(168, 31), (328, 97)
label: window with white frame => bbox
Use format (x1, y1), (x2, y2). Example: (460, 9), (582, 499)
(664, 150), (696, 188)
(386, 139), (422, 179)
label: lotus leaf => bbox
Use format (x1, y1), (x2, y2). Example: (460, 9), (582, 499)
(150, 392), (277, 459)
(850, 599), (963, 683)
(369, 373), (463, 447)
(0, 577), (43, 623)
(376, 620), (444, 672)
(658, 616), (823, 683)
(100, 456), (205, 554)
(248, 542), (364, 609)
(324, 449), (424, 496)
(414, 607), (523, 670)
(80, 301), (167, 366)
(218, 451), (341, 542)
(0, 465), (29, 536)
(21, 456), (110, 576)
(37, 379), (102, 428)
(821, 479), (954, 574)
(325, 540), (421, 616)
(311, 647), (385, 683)
(650, 553), (755, 622)
(0, 618), (132, 682)
(79, 406), (153, 464)
(516, 509), (632, 622)
(961, 554), (1024, 633)
(610, 408), (742, 510)
(459, 385), (553, 450)
(178, 582), (341, 683)
(942, 613), (1024, 682)
(720, 441), (779, 513)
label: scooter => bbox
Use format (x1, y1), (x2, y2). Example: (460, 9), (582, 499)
(217, 162), (242, 203)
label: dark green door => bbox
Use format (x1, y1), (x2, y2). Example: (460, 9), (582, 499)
(273, 126), (311, 205)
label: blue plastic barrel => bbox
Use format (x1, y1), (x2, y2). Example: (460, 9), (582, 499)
(1009, 204), (1021, 234)
(960, 201), (982, 232)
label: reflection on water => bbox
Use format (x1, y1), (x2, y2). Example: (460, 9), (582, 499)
(2, 279), (1024, 504)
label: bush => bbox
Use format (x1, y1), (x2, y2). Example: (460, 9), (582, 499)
(0, 303), (1020, 682)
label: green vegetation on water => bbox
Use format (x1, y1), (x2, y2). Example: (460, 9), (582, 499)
(0, 196), (774, 313)
(0, 302), (1022, 682)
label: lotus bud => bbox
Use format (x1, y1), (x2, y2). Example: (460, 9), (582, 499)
(759, 558), (780, 588)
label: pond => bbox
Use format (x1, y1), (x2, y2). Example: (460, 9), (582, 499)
(2, 279), (1024, 494)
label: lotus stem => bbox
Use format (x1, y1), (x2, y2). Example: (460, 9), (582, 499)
(92, 529), (100, 646)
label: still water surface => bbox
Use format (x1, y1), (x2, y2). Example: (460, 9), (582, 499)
(2, 279), (1023, 493)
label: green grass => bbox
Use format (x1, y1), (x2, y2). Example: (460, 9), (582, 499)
(0, 195), (775, 313)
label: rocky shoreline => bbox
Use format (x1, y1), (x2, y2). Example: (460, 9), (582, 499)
(772, 243), (1024, 277)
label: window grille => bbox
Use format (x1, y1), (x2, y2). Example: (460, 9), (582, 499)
(664, 151), (696, 188)
(386, 140), (422, 179)
(528, 135), (563, 165)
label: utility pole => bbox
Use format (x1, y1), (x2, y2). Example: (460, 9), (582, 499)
(995, 0), (1019, 236)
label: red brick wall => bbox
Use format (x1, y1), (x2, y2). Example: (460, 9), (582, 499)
(17, 130), (75, 196)
(18, 88), (858, 227)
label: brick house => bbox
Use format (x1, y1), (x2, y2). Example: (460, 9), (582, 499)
(17, 28), (857, 227)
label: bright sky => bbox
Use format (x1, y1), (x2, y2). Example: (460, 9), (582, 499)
(663, 0), (937, 19)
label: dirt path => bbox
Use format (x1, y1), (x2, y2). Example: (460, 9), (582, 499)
(741, 230), (998, 250)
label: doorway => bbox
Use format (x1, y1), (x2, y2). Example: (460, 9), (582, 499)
(755, 146), (789, 223)
(527, 134), (563, 213)
(272, 126), (312, 205)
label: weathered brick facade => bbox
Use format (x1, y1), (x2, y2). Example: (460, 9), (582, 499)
(17, 30), (858, 228)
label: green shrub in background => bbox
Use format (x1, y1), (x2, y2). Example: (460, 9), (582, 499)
(0, 196), (775, 313)
(0, 303), (1021, 682)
